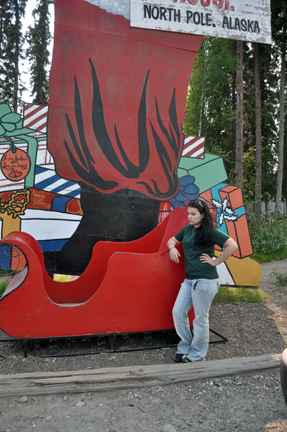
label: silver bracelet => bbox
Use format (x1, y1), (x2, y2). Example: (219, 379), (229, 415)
(169, 247), (176, 251)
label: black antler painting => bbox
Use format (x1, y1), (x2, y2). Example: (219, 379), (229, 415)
(64, 59), (182, 199)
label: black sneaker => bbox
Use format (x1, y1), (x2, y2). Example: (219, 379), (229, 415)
(182, 355), (206, 363)
(173, 353), (184, 363)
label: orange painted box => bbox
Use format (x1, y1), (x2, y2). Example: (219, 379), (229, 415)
(218, 185), (253, 259)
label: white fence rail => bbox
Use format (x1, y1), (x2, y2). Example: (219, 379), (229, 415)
(261, 201), (287, 215)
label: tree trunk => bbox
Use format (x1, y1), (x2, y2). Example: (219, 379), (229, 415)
(231, 43), (237, 166)
(254, 43), (262, 217)
(13, 0), (19, 112)
(0, 1), (8, 50)
(235, 40), (244, 188)
(275, 46), (286, 211)
(0, 3), (4, 55)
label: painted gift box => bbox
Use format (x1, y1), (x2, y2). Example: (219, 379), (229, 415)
(0, 102), (53, 192)
(218, 185), (253, 258)
(0, 137), (53, 191)
(23, 104), (48, 134)
(209, 183), (253, 259)
(182, 135), (205, 159)
(0, 186), (83, 272)
(23, 103), (54, 166)
(178, 153), (228, 194)
(0, 138), (29, 191)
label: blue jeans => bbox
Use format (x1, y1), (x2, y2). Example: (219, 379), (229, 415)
(172, 278), (219, 361)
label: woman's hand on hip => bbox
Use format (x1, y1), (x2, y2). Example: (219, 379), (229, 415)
(199, 253), (215, 266)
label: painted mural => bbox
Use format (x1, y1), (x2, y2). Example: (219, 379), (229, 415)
(0, 0), (260, 288)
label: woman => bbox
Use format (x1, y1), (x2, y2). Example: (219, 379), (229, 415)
(167, 199), (238, 363)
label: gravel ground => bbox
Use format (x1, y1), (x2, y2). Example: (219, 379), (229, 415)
(0, 260), (287, 431)
(0, 370), (286, 432)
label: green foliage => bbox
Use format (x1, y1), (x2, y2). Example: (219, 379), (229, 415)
(213, 286), (268, 304)
(184, 36), (280, 195)
(242, 43), (279, 202)
(26, 0), (51, 104)
(248, 212), (287, 255)
(271, 0), (287, 49)
(183, 37), (237, 179)
(269, 270), (287, 286)
(243, 148), (256, 202)
(183, 39), (207, 137)
(243, 145), (277, 205)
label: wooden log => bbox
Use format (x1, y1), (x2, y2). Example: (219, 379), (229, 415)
(0, 353), (281, 398)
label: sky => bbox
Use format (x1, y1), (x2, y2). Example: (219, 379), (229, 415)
(21, 0), (54, 103)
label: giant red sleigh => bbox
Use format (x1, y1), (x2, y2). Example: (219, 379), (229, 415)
(0, 207), (194, 339)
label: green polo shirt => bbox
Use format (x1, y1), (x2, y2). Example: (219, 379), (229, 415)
(174, 225), (230, 280)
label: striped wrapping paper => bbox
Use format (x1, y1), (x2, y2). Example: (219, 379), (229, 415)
(183, 136), (205, 159)
(23, 103), (54, 166)
(23, 104), (48, 134)
(34, 166), (81, 199)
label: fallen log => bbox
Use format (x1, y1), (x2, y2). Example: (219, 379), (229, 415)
(0, 353), (281, 398)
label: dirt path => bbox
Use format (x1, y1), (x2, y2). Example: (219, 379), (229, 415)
(0, 260), (287, 431)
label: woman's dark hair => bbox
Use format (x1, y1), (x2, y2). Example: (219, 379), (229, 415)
(188, 199), (216, 246)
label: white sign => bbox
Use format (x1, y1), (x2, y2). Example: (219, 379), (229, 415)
(130, 0), (272, 44)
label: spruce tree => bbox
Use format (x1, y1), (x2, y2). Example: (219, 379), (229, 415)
(184, 37), (237, 179)
(0, 0), (27, 112)
(26, 0), (51, 104)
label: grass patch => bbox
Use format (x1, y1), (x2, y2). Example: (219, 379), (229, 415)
(251, 245), (287, 264)
(0, 269), (14, 275)
(212, 286), (269, 304)
(269, 270), (287, 286)
(54, 274), (70, 282)
(53, 274), (79, 282)
(0, 278), (10, 298)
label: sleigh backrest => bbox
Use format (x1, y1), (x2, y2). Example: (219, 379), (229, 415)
(158, 207), (187, 252)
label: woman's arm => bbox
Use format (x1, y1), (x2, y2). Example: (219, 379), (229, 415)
(167, 236), (181, 264)
(199, 237), (238, 267)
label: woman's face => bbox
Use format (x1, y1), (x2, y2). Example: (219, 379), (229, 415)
(187, 206), (204, 228)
